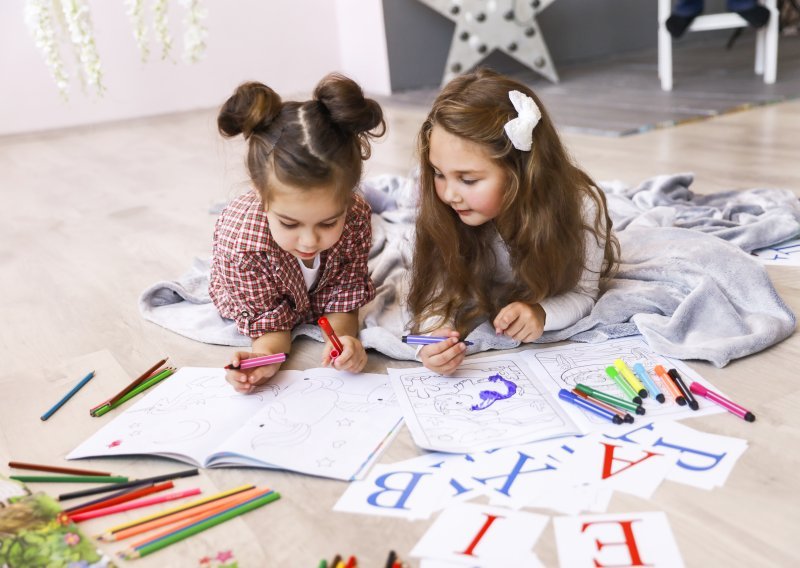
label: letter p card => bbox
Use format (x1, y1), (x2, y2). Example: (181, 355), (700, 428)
(553, 511), (684, 568)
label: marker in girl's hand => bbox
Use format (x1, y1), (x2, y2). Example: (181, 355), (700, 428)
(318, 317), (344, 359)
(402, 335), (473, 346)
(225, 353), (287, 370)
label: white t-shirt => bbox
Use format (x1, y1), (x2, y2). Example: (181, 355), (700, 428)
(297, 255), (321, 291)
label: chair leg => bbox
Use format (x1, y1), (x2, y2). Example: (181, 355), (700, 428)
(658, 0), (673, 90)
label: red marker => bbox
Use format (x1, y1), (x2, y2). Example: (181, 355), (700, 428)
(690, 382), (756, 422)
(318, 317), (344, 358)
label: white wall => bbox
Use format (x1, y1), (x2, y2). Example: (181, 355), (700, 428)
(0, 1), (354, 136)
(334, 0), (392, 96)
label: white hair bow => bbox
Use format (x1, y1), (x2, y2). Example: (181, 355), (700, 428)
(503, 90), (541, 151)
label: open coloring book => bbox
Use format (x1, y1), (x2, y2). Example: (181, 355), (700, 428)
(68, 367), (403, 481)
(388, 336), (723, 453)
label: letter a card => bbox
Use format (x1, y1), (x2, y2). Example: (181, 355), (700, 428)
(553, 511), (684, 568)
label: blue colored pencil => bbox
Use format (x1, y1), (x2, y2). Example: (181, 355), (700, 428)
(41, 370), (96, 421)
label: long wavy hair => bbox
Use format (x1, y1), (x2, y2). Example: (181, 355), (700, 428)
(408, 68), (619, 335)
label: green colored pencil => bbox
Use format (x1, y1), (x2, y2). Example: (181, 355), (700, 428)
(93, 368), (175, 417)
(10, 475), (129, 483)
(122, 491), (281, 559)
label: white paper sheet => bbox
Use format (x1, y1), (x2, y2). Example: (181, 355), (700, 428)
(411, 503), (549, 567)
(553, 511), (684, 568)
(68, 367), (403, 480)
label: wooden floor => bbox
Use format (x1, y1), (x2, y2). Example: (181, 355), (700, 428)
(0, 95), (798, 566)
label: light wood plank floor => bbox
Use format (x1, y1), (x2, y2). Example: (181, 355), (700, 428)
(1, 98), (798, 566)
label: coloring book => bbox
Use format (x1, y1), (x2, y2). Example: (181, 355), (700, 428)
(67, 367), (403, 481)
(388, 336), (723, 453)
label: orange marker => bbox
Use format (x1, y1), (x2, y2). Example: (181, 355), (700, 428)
(654, 365), (686, 405)
(318, 317), (344, 358)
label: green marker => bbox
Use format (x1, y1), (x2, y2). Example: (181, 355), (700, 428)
(575, 383), (645, 415)
(604, 366), (642, 404)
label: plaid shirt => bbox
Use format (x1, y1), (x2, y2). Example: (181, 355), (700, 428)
(209, 190), (375, 338)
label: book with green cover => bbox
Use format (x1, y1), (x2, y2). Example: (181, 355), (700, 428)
(0, 475), (114, 568)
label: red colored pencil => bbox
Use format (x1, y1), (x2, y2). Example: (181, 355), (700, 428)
(8, 461), (112, 477)
(65, 482), (173, 518)
(70, 488), (201, 522)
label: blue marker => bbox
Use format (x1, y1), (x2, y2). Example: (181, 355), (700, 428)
(632, 363), (665, 403)
(558, 389), (622, 425)
(41, 370), (96, 421)
(401, 335), (473, 346)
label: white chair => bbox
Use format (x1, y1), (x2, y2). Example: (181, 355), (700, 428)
(658, 0), (779, 90)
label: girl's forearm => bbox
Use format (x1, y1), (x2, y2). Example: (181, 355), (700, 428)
(251, 330), (292, 355)
(321, 310), (359, 338)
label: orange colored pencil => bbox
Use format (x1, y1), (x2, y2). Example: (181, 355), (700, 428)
(108, 486), (265, 542)
(66, 482), (173, 518)
(99, 484), (255, 537)
(127, 487), (273, 548)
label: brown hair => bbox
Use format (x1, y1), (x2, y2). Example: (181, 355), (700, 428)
(408, 68), (619, 335)
(217, 73), (386, 204)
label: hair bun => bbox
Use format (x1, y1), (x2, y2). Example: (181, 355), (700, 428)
(218, 82), (282, 139)
(313, 73), (385, 135)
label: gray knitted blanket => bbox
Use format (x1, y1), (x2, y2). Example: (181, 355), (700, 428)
(139, 173), (798, 367)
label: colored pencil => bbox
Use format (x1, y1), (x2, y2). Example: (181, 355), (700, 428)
(225, 353), (286, 371)
(90, 364), (168, 415)
(58, 468), (198, 501)
(8, 461), (112, 477)
(66, 482), (173, 517)
(92, 367), (175, 417)
(125, 488), (273, 547)
(107, 357), (169, 407)
(119, 491), (281, 559)
(41, 370), (95, 421)
(102, 483), (255, 535)
(103, 486), (262, 541)
(384, 551), (397, 568)
(10, 475), (128, 483)
(64, 483), (158, 513)
(70, 488), (202, 522)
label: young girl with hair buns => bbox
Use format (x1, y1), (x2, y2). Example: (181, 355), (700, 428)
(408, 68), (619, 375)
(210, 74), (385, 392)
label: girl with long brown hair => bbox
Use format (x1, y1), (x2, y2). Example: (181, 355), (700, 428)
(407, 68), (618, 374)
(210, 74), (385, 392)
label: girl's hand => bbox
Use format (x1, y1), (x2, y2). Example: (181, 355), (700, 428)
(225, 351), (282, 394)
(323, 335), (367, 373)
(493, 302), (545, 343)
(419, 328), (466, 376)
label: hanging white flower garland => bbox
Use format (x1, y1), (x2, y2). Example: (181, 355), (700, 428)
(25, 0), (209, 99)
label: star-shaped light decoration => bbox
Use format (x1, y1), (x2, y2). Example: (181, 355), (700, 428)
(416, 0), (560, 85)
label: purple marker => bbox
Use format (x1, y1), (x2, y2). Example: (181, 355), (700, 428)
(689, 382), (756, 422)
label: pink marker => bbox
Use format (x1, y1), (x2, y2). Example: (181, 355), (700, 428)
(225, 353), (286, 370)
(689, 382), (756, 422)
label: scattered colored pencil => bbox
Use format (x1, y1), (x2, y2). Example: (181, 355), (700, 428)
(101, 483), (255, 537)
(66, 482), (173, 517)
(64, 483), (159, 513)
(10, 475), (128, 483)
(125, 488), (273, 548)
(8, 461), (112, 477)
(58, 468), (198, 501)
(118, 490), (281, 559)
(384, 551), (397, 568)
(70, 488), (202, 522)
(40, 370), (95, 421)
(92, 367), (175, 417)
(105, 357), (169, 408)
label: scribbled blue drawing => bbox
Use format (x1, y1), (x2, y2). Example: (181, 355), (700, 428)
(469, 374), (518, 411)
